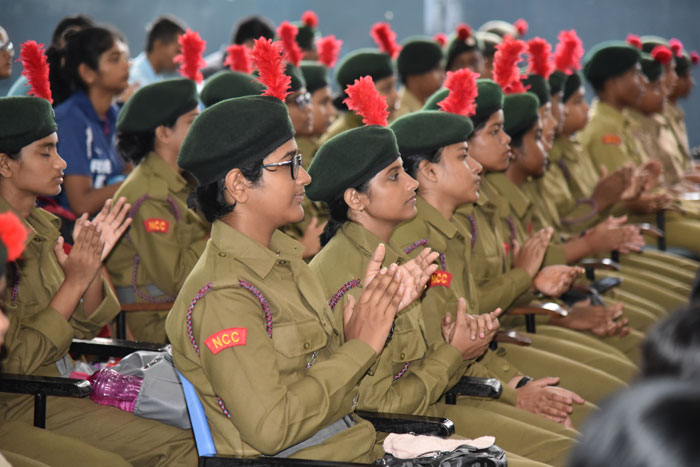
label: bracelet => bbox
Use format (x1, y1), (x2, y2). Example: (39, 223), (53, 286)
(516, 376), (533, 389)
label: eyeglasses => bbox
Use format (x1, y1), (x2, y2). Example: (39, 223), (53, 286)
(285, 92), (312, 108)
(262, 154), (303, 179)
(0, 41), (13, 55)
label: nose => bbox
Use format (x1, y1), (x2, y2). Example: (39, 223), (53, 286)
(470, 156), (483, 175)
(298, 166), (311, 186)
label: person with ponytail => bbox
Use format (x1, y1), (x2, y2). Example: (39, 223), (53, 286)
(47, 25), (130, 217)
(165, 38), (407, 462)
(0, 43), (197, 464)
(106, 78), (208, 344)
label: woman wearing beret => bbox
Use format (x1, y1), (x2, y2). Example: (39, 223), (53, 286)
(107, 78), (208, 344)
(0, 95), (197, 466)
(165, 38), (407, 462)
(308, 78), (576, 467)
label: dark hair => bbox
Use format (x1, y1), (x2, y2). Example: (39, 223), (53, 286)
(232, 16), (275, 45)
(47, 26), (126, 106)
(469, 113), (493, 135)
(146, 15), (186, 53)
(401, 146), (444, 179)
(320, 179), (371, 247)
(641, 305), (700, 380)
(115, 116), (179, 165)
(51, 14), (95, 47)
(194, 158), (264, 223)
(569, 378), (700, 467)
(588, 76), (606, 93)
(507, 117), (539, 149)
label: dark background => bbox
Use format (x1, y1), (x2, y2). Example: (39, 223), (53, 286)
(2, 0), (698, 145)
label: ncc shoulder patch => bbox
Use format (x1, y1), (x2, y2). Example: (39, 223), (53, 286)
(144, 218), (170, 233)
(504, 242), (511, 256)
(601, 133), (621, 145)
(429, 270), (453, 288)
(205, 328), (247, 354)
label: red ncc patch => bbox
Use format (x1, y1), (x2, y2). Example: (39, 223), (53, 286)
(504, 242), (511, 255)
(429, 271), (453, 288)
(601, 134), (621, 145)
(144, 218), (170, 233)
(205, 328), (247, 354)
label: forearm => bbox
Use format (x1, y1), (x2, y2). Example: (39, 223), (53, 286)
(563, 236), (594, 264)
(67, 182), (122, 216)
(80, 271), (105, 317)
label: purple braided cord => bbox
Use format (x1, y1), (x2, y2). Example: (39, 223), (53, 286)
(328, 279), (361, 311)
(403, 239), (428, 255)
(238, 281), (272, 338)
(131, 255), (177, 303)
(466, 214), (477, 248)
(393, 362), (410, 382)
(558, 159), (572, 184)
(561, 198), (600, 226)
(505, 216), (517, 248)
(10, 262), (19, 302)
(438, 253), (447, 271)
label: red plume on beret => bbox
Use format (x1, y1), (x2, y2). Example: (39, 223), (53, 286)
(493, 36), (528, 94)
(527, 37), (554, 79)
(223, 44), (252, 73)
(434, 33), (448, 48)
(456, 23), (472, 41)
(370, 22), (401, 59)
(317, 35), (343, 68)
(669, 38), (683, 57)
(174, 29), (206, 83)
(0, 212), (28, 262)
(626, 34), (642, 50)
(18, 41), (53, 103)
(277, 21), (303, 67)
(301, 10), (319, 28)
(514, 19), (528, 37)
(554, 29), (584, 74)
(250, 38), (291, 101)
(438, 68), (480, 117)
(691, 51), (699, 65)
(651, 45), (673, 66)
(343, 76), (389, 126)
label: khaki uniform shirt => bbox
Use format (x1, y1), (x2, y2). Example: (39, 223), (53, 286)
(391, 87), (424, 121)
(165, 221), (378, 461)
(664, 101), (691, 169)
(319, 112), (364, 145)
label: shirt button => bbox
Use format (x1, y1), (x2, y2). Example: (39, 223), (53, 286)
(456, 233), (464, 241)
(303, 341), (310, 350)
(218, 252), (226, 257)
(366, 369), (375, 376)
(400, 352), (406, 360)
(278, 260), (288, 265)
(396, 258), (404, 265)
(34, 237), (42, 242)
(503, 365), (510, 371)
(496, 347), (506, 357)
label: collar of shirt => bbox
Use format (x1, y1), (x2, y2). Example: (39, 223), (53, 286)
(0, 196), (60, 245)
(339, 221), (404, 265)
(485, 172), (531, 219)
(398, 87), (423, 113)
(210, 220), (303, 279)
(415, 196), (458, 240)
(141, 152), (191, 195)
(130, 52), (158, 84)
(592, 99), (625, 131)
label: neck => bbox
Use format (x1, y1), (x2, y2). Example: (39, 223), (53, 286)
(407, 85), (429, 105)
(420, 188), (456, 221)
(153, 145), (180, 173)
(147, 52), (163, 74)
(0, 184), (36, 219)
(353, 215), (396, 243)
(598, 92), (625, 112)
(87, 86), (114, 120)
(223, 210), (275, 249)
(504, 161), (528, 187)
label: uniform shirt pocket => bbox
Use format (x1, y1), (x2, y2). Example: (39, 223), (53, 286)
(272, 317), (329, 358)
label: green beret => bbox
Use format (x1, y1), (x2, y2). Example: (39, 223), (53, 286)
(300, 62), (329, 94)
(178, 96), (294, 186)
(503, 92), (540, 137)
(423, 79), (504, 129)
(676, 53), (691, 76)
(307, 126), (399, 203)
(294, 21), (319, 50)
(478, 20), (519, 39)
(390, 111), (474, 155)
(335, 49), (395, 90)
(397, 37), (444, 78)
(200, 71), (264, 108)
(522, 74), (550, 105)
(285, 64), (306, 92)
(422, 88), (448, 111)
(640, 35), (669, 54)
(446, 32), (483, 70)
(548, 70), (567, 95)
(117, 79), (198, 132)
(0, 97), (57, 155)
(583, 41), (641, 87)
(475, 31), (502, 58)
(640, 53), (664, 82)
(563, 71), (583, 103)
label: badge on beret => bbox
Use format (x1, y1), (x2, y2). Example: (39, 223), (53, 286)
(601, 133), (621, 145)
(205, 328), (248, 354)
(429, 271), (453, 288)
(144, 218), (170, 233)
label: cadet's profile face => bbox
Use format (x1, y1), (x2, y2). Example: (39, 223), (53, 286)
(617, 65), (644, 106)
(89, 39), (130, 95)
(156, 36), (182, 73)
(516, 118), (548, 177)
(448, 50), (485, 74)
(550, 92), (566, 136)
(286, 88), (314, 136)
(674, 73), (695, 99)
(0, 133), (67, 197)
(468, 110), (511, 172)
(663, 63), (678, 97)
(637, 78), (665, 114)
(433, 141), (482, 205)
(375, 75), (399, 115)
(165, 106), (200, 158)
(246, 138), (310, 227)
(538, 102), (556, 151)
(419, 65), (446, 98)
(362, 158), (419, 224)
(0, 27), (13, 79)
(310, 86), (337, 136)
(562, 87), (589, 135)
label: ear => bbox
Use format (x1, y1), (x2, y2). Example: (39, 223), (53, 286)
(343, 187), (367, 212)
(417, 159), (438, 184)
(78, 63), (96, 87)
(154, 125), (171, 146)
(0, 153), (14, 178)
(224, 168), (248, 205)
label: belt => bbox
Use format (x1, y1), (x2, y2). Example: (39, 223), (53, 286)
(115, 284), (169, 305)
(274, 414), (356, 458)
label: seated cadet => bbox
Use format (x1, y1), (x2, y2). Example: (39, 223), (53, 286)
(0, 211), (132, 467)
(445, 23), (485, 74)
(308, 77), (577, 467)
(578, 41), (700, 257)
(107, 78), (208, 344)
(474, 31), (502, 80)
(423, 77), (640, 379)
(667, 47), (698, 173)
(392, 37), (445, 119)
(320, 49), (398, 143)
(165, 38), (406, 462)
(292, 10), (321, 61)
(0, 96), (196, 466)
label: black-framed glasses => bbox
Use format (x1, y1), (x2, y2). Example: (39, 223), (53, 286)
(285, 92), (311, 108)
(0, 41), (13, 55)
(262, 154), (303, 179)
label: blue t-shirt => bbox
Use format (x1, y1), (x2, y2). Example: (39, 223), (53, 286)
(54, 90), (125, 210)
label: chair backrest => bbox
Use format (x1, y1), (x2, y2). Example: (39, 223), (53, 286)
(176, 369), (217, 457)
